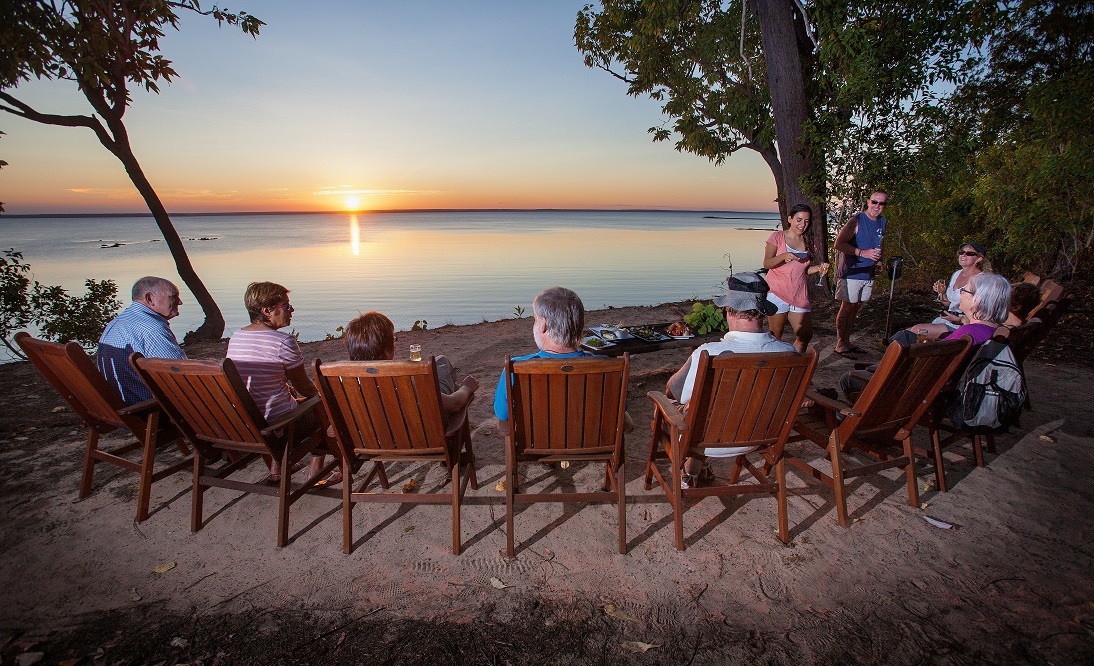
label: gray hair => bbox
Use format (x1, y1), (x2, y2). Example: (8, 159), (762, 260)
(533, 286), (585, 349)
(969, 273), (1011, 325)
(132, 276), (175, 301)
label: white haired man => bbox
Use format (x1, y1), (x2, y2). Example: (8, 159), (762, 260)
(96, 276), (187, 404)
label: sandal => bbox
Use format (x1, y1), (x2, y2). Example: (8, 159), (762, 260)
(315, 471), (343, 487)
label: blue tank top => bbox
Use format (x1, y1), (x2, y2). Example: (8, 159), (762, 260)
(845, 212), (886, 279)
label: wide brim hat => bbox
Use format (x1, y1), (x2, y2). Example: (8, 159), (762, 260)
(712, 271), (778, 316)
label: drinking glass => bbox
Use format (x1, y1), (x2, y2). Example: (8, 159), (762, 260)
(409, 344), (422, 362)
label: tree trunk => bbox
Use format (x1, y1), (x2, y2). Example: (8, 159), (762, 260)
(752, 0), (827, 293)
(100, 112), (225, 342)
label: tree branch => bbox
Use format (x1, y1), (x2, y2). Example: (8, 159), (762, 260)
(0, 91), (115, 150)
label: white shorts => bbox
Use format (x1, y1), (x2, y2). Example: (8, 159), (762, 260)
(836, 278), (874, 303)
(766, 291), (810, 314)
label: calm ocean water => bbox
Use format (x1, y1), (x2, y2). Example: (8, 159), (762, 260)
(1, 210), (779, 348)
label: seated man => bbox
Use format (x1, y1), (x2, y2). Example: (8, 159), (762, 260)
(96, 276), (187, 404)
(344, 311), (478, 421)
(494, 286), (590, 427)
(664, 272), (796, 488)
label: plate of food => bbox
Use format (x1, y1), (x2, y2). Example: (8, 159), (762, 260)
(626, 325), (673, 343)
(663, 321), (694, 339)
(581, 335), (615, 351)
(590, 325), (631, 341)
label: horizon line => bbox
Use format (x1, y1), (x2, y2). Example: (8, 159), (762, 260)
(0, 206), (779, 219)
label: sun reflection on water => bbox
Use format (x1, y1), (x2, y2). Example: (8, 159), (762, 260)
(349, 214), (360, 256)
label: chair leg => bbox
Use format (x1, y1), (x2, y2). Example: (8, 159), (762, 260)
(343, 459), (354, 555)
(451, 457), (461, 555)
(464, 428), (478, 490)
(616, 459), (626, 554)
(191, 454), (205, 533)
(930, 427), (948, 493)
(986, 433), (996, 455)
(276, 446), (291, 548)
(80, 429), (100, 499)
(671, 456), (685, 551)
(602, 461), (611, 492)
(505, 459), (517, 558)
(902, 436), (919, 508)
(776, 458), (789, 544)
(729, 455), (745, 483)
(972, 434), (985, 466)
(135, 413), (159, 523)
(829, 435), (850, 528)
(644, 419), (661, 490)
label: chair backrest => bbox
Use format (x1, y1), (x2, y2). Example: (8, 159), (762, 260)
(1027, 279), (1065, 319)
(840, 337), (971, 445)
(997, 318), (1042, 365)
(132, 355), (269, 452)
(505, 354), (629, 456)
(1022, 271), (1042, 286)
(684, 349), (818, 461)
(15, 332), (142, 435)
(313, 357), (451, 459)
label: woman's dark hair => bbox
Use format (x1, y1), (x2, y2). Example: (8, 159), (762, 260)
(345, 312), (395, 361)
(1010, 282), (1041, 320)
(784, 204), (812, 230)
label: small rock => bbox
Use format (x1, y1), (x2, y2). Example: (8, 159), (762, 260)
(15, 653), (45, 666)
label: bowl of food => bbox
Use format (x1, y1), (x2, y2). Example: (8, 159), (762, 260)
(590, 325), (631, 341)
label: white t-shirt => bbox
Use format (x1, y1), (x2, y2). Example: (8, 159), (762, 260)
(226, 328), (304, 421)
(679, 331), (797, 404)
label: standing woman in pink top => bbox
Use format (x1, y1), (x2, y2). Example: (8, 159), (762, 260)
(762, 204), (830, 352)
(226, 282), (325, 484)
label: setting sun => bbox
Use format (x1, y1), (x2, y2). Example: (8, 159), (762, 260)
(344, 195), (361, 211)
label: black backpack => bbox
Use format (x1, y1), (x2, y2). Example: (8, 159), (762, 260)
(950, 339), (1027, 434)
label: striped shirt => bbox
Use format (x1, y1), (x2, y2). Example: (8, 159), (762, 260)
(226, 328), (303, 421)
(96, 302), (186, 405)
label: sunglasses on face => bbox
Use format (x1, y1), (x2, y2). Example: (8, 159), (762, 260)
(271, 303), (294, 312)
(869, 199), (887, 206)
(958, 251), (981, 257)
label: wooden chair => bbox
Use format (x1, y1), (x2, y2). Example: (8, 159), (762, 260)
(788, 337), (971, 527)
(1022, 271), (1041, 287)
(14, 332), (192, 522)
(313, 357), (477, 555)
(645, 349), (818, 550)
(502, 354), (630, 557)
(132, 355), (335, 547)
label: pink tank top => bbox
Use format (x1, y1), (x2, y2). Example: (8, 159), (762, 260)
(765, 230), (811, 309)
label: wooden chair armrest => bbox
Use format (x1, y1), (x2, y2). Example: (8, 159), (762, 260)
(118, 398), (160, 416)
(804, 388), (861, 418)
(647, 391), (688, 431)
(261, 395), (322, 435)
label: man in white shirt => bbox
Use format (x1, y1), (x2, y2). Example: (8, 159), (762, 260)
(665, 271), (796, 487)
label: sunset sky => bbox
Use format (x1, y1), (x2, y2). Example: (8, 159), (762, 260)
(1, 1), (777, 215)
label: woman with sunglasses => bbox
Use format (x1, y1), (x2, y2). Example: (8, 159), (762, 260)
(895, 241), (989, 342)
(227, 281), (325, 484)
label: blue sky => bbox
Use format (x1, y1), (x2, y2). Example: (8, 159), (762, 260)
(1, 1), (777, 214)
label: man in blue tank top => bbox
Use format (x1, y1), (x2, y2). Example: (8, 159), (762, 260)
(833, 191), (888, 356)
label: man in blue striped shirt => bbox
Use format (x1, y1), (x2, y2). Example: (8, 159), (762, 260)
(96, 276), (187, 404)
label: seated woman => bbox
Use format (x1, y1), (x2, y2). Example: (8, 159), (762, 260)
(344, 312), (478, 422)
(226, 282), (325, 483)
(895, 241), (989, 342)
(843, 273), (1011, 401)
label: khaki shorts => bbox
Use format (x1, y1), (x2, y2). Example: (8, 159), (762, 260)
(836, 278), (874, 303)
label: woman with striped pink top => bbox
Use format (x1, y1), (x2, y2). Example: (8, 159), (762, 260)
(227, 281), (325, 484)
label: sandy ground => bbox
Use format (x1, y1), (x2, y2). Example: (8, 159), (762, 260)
(1, 301), (1092, 664)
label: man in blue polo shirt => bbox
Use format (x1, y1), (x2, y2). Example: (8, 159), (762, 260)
(493, 286), (590, 425)
(96, 276), (187, 404)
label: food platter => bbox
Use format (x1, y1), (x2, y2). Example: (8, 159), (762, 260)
(662, 321), (694, 339)
(581, 335), (615, 351)
(625, 326), (673, 343)
(590, 326), (632, 341)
